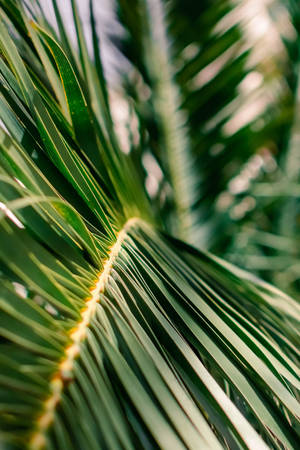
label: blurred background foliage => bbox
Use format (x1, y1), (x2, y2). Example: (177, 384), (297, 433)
(36, 0), (300, 299)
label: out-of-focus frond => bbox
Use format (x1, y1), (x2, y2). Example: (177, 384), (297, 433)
(112, 0), (300, 296)
(113, 0), (296, 243)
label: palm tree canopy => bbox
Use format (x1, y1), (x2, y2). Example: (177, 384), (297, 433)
(0, 0), (299, 449)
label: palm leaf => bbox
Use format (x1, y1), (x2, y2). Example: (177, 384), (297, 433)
(0, 1), (299, 449)
(113, 0), (300, 250)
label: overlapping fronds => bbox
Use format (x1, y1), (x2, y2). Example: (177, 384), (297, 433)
(113, 0), (300, 270)
(222, 47), (300, 298)
(0, 0), (299, 449)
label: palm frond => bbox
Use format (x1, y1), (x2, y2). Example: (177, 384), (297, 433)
(0, 1), (299, 449)
(113, 0), (300, 250)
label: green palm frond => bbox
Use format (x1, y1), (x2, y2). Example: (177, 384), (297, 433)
(0, 0), (299, 449)
(113, 0), (300, 298)
(221, 41), (300, 298)
(114, 0), (300, 249)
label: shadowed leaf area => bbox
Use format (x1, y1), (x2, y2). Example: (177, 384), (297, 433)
(0, 0), (299, 449)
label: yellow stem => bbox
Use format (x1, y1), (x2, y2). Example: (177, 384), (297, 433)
(29, 217), (140, 450)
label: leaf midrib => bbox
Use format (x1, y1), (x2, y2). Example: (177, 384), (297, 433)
(29, 216), (141, 450)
